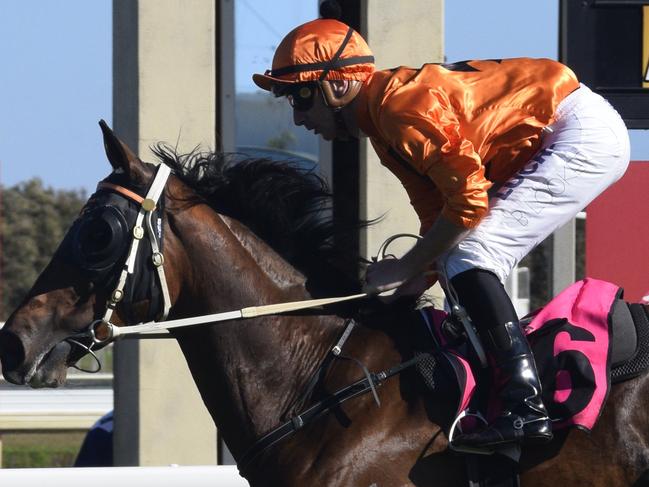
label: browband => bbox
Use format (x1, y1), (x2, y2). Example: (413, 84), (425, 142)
(97, 181), (145, 205)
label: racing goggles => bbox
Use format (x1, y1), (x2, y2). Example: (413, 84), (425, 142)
(273, 82), (319, 112)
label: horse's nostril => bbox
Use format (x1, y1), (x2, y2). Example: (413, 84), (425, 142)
(0, 329), (27, 373)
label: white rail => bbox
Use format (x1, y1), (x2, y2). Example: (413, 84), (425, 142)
(0, 384), (112, 430)
(0, 370), (113, 429)
(0, 466), (249, 486)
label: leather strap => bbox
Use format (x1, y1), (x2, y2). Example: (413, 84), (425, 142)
(237, 353), (430, 476)
(97, 181), (145, 205)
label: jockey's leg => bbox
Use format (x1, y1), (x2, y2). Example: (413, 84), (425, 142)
(448, 268), (552, 450)
(440, 84), (629, 451)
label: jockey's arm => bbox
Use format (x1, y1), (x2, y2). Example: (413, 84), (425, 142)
(364, 91), (491, 294)
(363, 214), (468, 294)
(400, 214), (469, 278)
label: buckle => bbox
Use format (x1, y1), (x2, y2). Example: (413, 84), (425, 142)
(291, 415), (304, 430)
(89, 319), (116, 345)
(512, 417), (524, 430)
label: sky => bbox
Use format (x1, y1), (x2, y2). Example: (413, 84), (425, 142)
(1, 0), (648, 192)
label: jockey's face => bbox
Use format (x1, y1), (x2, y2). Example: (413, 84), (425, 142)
(290, 83), (340, 141)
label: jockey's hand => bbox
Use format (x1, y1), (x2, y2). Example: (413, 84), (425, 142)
(395, 272), (430, 299)
(363, 258), (408, 295)
(363, 257), (428, 301)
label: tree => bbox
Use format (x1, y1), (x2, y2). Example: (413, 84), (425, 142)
(266, 130), (297, 150)
(1, 179), (86, 320)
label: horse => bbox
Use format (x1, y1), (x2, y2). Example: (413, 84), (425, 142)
(1, 121), (649, 487)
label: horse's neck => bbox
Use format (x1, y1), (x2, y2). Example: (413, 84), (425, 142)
(171, 211), (345, 458)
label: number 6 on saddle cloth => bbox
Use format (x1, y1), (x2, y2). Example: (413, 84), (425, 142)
(418, 278), (649, 436)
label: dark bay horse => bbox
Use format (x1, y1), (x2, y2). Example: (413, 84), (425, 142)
(1, 123), (649, 486)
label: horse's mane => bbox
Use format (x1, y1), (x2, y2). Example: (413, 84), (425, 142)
(152, 145), (366, 297)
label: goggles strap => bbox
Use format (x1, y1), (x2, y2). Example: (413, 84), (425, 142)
(269, 55), (374, 77)
(319, 26), (354, 81)
(269, 28), (373, 79)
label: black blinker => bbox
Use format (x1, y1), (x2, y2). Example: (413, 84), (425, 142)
(60, 205), (130, 284)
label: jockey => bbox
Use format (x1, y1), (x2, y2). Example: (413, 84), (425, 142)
(252, 18), (630, 452)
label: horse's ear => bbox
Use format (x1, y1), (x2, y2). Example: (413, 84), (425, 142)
(98, 120), (143, 177)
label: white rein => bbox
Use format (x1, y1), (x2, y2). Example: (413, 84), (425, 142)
(90, 292), (370, 344)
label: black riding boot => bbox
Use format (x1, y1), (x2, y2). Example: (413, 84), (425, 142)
(451, 320), (553, 452)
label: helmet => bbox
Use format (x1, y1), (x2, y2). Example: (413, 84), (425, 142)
(252, 19), (375, 92)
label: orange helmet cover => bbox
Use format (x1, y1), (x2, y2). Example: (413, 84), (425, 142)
(252, 19), (375, 91)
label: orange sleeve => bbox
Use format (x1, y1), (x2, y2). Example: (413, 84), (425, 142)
(410, 183), (444, 235)
(376, 85), (492, 229)
(369, 139), (443, 235)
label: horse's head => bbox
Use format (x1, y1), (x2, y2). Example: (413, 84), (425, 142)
(0, 121), (177, 387)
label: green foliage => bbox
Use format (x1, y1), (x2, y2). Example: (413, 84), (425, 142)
(576, 218), (586, 281)
(267, 130), (297, 150)
(1, 179), (86, 320)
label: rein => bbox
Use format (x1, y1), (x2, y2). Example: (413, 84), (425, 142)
(74, 164), (376, 348)
(86, 292), (370, 344)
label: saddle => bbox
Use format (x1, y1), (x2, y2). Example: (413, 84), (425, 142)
(410, 278), (649, 486)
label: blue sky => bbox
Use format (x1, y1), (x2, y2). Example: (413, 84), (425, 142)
(0, 1), (111, 191)
(1, 0), (647, 191)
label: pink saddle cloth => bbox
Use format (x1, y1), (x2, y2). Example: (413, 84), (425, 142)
(422, 278), (621, 432)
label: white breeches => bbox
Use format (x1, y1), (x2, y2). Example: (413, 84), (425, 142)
(442, 83), (631, 283)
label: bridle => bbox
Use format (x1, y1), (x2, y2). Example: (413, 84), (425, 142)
(97, 164), (173, 326)
(67, 163), (173, 357)
(70, 163), (369, 351)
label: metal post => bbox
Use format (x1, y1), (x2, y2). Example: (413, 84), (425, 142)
(358, 0), (445, 303)
(113, 0), (218, 466)
(217, 0), (235, 153)
(552, 218), (576, 296)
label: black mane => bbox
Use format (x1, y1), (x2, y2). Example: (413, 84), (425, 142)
(153, 145), (365, 296)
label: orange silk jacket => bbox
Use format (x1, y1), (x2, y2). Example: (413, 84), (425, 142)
(354, 58), (580, 232)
